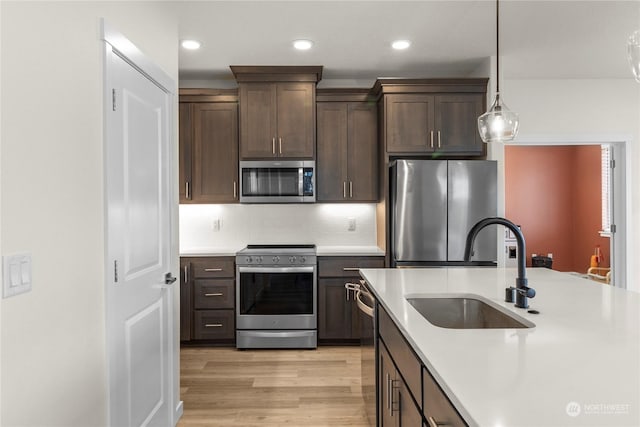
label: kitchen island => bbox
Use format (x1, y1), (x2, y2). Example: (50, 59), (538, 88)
(359, 267), (640, 427)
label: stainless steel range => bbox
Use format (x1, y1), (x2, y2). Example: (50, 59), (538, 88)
(235, 244), (317, 349)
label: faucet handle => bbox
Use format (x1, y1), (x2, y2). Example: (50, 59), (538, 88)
(517, 286), (536, 299)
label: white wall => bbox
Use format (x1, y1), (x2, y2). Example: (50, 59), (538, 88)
(0, 2), (178, 426)
(503, 78), (640, 292)
(180, 203), (378, 251)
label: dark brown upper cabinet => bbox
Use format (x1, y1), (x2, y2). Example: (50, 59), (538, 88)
(231, 66), (322, 160)
(373, 79), (488, 157)
(179, 89), (239, 204)
(317, 90), (378, 202)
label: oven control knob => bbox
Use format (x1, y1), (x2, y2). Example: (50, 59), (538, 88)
(255, 256), (263, 264)
(289, 256), (296, 264)
(272, 256), (280, 263)
(245, 256), (253, 264)
(300, 256), (306, 263)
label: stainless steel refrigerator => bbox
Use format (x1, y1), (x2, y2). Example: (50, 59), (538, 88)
(390, 159), (497, 267)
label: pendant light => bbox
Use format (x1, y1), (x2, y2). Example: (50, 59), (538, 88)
(627, 30), (640, 82)
(478, 0), (520, 143)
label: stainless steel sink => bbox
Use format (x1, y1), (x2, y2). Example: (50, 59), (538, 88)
(406, 294), (535, 329)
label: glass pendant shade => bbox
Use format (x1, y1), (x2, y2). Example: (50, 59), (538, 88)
(627, 30), (640, 82)
(477, 93), (519, 143)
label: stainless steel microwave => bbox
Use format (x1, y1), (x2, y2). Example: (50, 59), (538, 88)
(239, 160), (315, 203)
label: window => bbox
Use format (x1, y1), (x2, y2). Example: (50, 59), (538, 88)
(601, 145), (612, 236)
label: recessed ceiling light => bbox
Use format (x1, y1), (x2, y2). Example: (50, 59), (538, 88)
(293, 39), (314, 50)
(392, 40), (411, 50)
(181, 40), (201, 50)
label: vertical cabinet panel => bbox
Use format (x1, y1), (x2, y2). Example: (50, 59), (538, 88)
(347, 102), (378, 201)
(318, 278), (353, 340)
(385, 94), (434, 154)
(192, 103), (239, 203)
(277, 83), (315, 158)
(239, 83), (277, 159)
(317, 103), (349, 201)
(434, 94), (484, 155)
(179, 103), (193, 203)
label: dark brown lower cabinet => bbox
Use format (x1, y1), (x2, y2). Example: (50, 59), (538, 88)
(317, 256), (385, 344)
(379, 342), (422, 427)
(181, 256), (236, 346)
(378, 305), (467, 427)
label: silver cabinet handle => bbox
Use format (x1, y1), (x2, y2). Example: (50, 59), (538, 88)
(204, 268), (223, 272)
(272, 137), (276, 155)
(279, 137), (282, 154)
(349, 181), (353, 198)
(183, 265), (189, 283)
(343, 182), (347, 198)
(437, 130), (442, 148)
(233, 181), (237, 199)
(204, 324), (223, 328)
(427, 416), (446, 427)
(185, 181), (191, 200)
(386, 373), (392, 411)
(204, 293), (223, 297)
(430, 130), (434, 149)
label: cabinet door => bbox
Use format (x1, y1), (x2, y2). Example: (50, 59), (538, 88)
(179, 259), (191, 342)
(192, 103), (239, 203)
(317, 103), (349, 201)
(399, 379), (423, 427)
(380, 343), (400, 427)
(179, 103), (193, 203)
(347, 102), (378, 201)
(276, 83), (315, 158)
(385, 94), (434, 154)
(239, 83), (277, 159)
(318, 278), (353, 340)
(434, 94), (484, 155)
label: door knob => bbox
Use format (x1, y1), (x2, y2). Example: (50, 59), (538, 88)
(164, 272), (177, 285)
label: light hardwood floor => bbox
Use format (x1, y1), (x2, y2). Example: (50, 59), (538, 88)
(178, 346), (370, 426)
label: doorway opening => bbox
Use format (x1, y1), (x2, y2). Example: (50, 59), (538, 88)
(504, 140), (627, 289)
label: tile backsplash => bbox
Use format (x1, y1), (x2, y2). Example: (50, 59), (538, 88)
(179, 204), (378, 250)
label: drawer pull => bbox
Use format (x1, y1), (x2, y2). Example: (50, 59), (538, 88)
(204, 268), (223, 272)
(204, 323), (223, 328)
(427, 416), (446, 427)
(204, 293), (223, 297)
(342, 267), (360, 271)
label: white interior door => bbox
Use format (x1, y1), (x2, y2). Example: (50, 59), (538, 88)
(105, 42), (175, 427)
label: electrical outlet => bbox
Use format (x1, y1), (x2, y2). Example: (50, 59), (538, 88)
(347, 217), (356, 232)
(3, 253), (32, 298)
(212, 218), (222, 232)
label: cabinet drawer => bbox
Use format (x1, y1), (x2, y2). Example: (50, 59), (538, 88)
(378, 306), (422, 403)
(423, 366), (467, 427)
(318, 256), (385, 277)
(193, 310), (235, 340)
(191, 257), (235, 278)
(193, 279), (235, 309)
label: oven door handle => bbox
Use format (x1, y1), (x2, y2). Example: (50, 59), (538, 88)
(238, 266), (315, 274)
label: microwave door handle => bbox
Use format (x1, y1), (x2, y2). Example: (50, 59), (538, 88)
(299, 167), (303, 197)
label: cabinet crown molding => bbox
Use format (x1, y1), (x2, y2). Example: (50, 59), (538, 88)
(230, 65), (323, 83)
(371, 78), (489, 100)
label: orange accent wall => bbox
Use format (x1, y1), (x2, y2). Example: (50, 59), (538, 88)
(505, 145), (609, 272)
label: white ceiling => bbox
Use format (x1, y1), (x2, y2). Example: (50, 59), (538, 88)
(177, 0), (640, 85)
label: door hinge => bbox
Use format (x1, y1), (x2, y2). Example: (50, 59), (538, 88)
(610, 224), (617, 233)
(610, 159), (616, 169)
(112, 88), (116, 111)
(114, 260), (119, 283)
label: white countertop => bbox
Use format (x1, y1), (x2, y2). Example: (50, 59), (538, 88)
(180, 245), (384, 257)
(359, 267), (640, 427)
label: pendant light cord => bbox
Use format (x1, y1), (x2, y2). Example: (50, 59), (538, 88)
(496, 0), (500, 93)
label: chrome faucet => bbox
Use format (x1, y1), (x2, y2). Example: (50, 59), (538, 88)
(464, 217), (536, 309)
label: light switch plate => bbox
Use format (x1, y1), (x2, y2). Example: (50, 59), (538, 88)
(3, 253), (32, 298)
